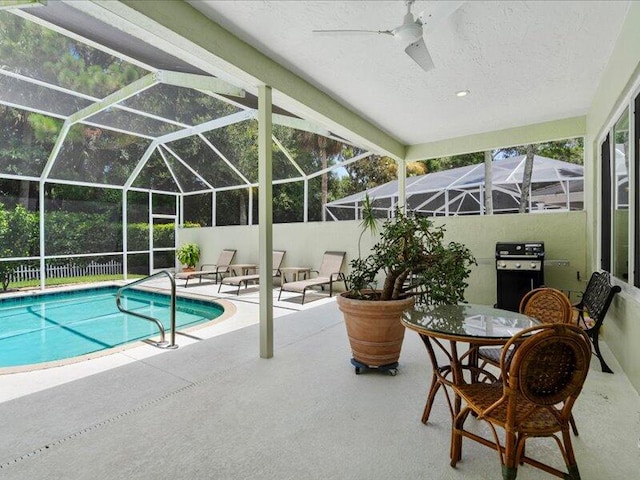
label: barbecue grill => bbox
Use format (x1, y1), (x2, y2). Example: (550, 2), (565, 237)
(495, 242), (545, 311)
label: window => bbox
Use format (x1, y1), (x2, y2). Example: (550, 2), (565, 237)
(601, 88), (640, 287)
(612, 109), (630, 282)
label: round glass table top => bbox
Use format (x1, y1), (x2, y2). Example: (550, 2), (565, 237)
(402, 303), (539, 340)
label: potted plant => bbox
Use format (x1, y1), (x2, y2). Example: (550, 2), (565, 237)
(176, 243), (201, 272)
(337, 196), (476, 372)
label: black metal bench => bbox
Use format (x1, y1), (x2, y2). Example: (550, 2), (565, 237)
(573, 271), (621, 373)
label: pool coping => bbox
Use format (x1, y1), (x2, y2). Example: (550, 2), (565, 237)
(0, 281), (237, 375)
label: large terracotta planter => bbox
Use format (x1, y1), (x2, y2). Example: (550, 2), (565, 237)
(336, 292), (415, 368)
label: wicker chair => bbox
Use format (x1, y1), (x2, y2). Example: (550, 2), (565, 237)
(450, 323), (592, 480)
(522, 287), (573, 324)
(478, 288), (579, 435)
(478, 288), (574, 368)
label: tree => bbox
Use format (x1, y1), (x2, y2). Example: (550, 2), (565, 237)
(338, 155), (426, 198)
(420, 152), (485, 173)
(484, 150), (493, 214)
(519, 144), (535, 213)
(0, 204), (38, 291)
(495, 138), (584, 213)
(421, 139), (584, 214)
(298, 132), (343, 221)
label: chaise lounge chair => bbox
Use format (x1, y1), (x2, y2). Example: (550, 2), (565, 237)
(175, 249), (236, 287)
(278, 251), (346, 304)
(218, 250), (286, 295)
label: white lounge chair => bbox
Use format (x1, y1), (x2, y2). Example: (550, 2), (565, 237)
(175, 249), (236, 287)
(218, 250), (286, 295)
(278, 251), (346, 304)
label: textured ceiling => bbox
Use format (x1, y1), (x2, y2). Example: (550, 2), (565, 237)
(189, 1), (630, 146)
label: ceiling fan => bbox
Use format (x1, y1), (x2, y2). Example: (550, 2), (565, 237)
(312, 0), (463, 72)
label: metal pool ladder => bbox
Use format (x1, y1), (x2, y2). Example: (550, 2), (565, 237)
(116, 270), (178, 349)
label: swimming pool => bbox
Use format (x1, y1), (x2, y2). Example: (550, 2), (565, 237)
(0, 286), (225, 370)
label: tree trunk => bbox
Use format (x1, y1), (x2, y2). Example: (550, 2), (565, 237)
(321, 150), (328, 222)
(519, 144), (535, 213)
(18, 115), (33, 208)
(18, 180), (30, 209)
(484, 150), (493, 214)
(239, 190), (247, 225)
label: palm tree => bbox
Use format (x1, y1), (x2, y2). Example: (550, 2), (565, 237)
(299, 132), (343, 221)
(519, 144), (535, 213)
(484, 150), (493, 214)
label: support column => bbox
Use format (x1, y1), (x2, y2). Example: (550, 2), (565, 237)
(38, 180), (45, 290)
(258, 85), (274, 359)
(397, 159), (407, 214)
(123, 189), (128, 280)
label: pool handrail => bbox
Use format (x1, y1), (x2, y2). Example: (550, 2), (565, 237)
(116, 270), (178, 349)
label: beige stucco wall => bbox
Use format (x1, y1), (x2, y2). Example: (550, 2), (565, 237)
(584, 2), (640, 393)
(179, 211), (586, 306)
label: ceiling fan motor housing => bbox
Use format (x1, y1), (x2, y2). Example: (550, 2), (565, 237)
(395, 12), (422, 42)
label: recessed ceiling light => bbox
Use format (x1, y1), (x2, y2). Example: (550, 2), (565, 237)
(456, 90), (470, 97)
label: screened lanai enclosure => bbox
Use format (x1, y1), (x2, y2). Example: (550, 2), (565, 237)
(0, 2), (374, 288)
(326, 155), (584, 219)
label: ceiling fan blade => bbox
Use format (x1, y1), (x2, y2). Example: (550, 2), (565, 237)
(405, 37), (434, 72)
(312, 29), (394, 36)
(418, 1), (464, 32)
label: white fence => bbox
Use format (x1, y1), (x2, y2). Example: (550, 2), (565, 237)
(10, 260), (123, 281)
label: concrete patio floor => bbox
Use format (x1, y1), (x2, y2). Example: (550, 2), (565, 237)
(1, 283), (639, 479)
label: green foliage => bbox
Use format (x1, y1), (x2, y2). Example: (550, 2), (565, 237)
(420, 152), (486, 173)
(340, 155), (397, 197)
(0, 204), (38, 290)
(497, 138), (584, 165)
(0, 14), (147, 184)
(418, 138), (584, 175)
(176, 243), (200, 268)
(27, 114), (63, 143)
(126, 222), (178, 251)
(347, 207), (476, 303)
(356, 194), (378, 259)
(0, 194), (183, 290)
(44, 210), (121, 256)
(535, 138), (584, 164)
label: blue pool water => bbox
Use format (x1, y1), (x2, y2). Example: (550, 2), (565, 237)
(0, 286), (224, 369)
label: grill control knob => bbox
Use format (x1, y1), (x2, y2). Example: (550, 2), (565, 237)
(499, 262), (506, 268)
(515, 263), (521, 269)
(530, 262), (537, 269)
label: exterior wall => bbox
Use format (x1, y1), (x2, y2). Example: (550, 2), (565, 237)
(179, 211), (586, 305)
(585, 2), (640, 393)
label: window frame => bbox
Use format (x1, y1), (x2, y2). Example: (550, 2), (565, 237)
(634, 92), (640, 288)
(600, 133), (612, 271)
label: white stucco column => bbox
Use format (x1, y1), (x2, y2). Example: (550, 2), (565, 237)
(258, 84), (274, 358)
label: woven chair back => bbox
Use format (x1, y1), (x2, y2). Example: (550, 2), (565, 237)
(505, 324), (591, 406)
(520, 288), (573, 324)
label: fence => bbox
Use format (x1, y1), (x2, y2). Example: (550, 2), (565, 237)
(10, 260), (123, 282)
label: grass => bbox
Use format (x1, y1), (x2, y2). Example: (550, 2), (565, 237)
(8, 274), (144, 290)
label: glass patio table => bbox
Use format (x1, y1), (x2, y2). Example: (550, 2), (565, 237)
(401, 303), (539, 424)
